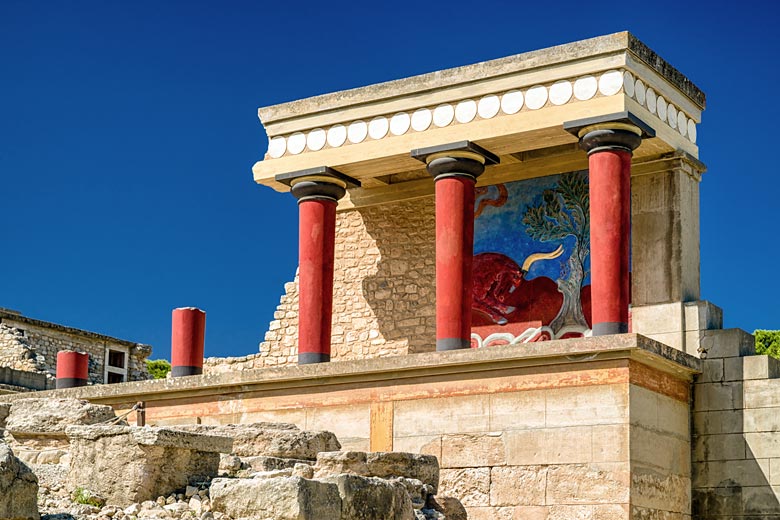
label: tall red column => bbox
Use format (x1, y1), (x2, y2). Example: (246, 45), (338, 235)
(413, 142), (499, 351)
(171, 307), (206, 377)
(276, 167), (360, 364)
(578, 123), (643, 335)
(56, 350), (88, 388)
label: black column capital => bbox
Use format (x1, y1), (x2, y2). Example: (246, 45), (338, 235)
(275, 166), (360, 203)
(411, 141), (499, 181)
(563, 111), (655, 155)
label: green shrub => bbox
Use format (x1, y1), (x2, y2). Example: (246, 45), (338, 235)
(754, 330), (780, 359)
(72, 487), (105, 507)
(146, 359), (171, 379)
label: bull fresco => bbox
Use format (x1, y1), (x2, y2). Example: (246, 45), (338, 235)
(471, 171), (593, 347)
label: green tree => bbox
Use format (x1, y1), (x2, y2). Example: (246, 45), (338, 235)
(522, 171), (590, 333)
(146, 359), (171, 379)
(754, 330), (780, 359)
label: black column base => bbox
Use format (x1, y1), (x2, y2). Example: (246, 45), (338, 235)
(436, 338), (472, 351)
(299, 352), (331, 364)
(592, 322), (628, 336)
(56, 378), (87, 389)
(171, 365), (203, 377)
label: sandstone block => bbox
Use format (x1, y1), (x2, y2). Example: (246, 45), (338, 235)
(699, 329), (755, 359)
(440, 433), (505, 468)
(65, 425), (231, 506)
(490, 466), (546, 506)
(210, 476), (341, 520)
(438, 468), (489, 507)
(743, 355), (780, 380)
(0, 441), (39, 520)
(324, 474), (415, 520)
(174, 423), (340, 459)
(242, 454), (312, 472)
(432, 496), (467, 520)
(631, 466), (690, 513)
(314, 451), (439, 493)
(545, 463), (629, 504)
(6, 398), (117, 435)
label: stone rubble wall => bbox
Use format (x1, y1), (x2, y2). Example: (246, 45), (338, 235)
(0, 315), (150, 385)
(205, 198), (437, 374)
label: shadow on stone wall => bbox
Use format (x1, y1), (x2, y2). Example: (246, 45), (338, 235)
(692, 337), (780, 517)
(356, 198), (437, 355)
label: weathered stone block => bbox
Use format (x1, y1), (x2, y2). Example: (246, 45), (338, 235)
(744, 355), (780, 381)
(323, 474), (415, 520)
(440, 433), (505, 468)
(684, 300), (723, 332)
(693, 381), (743, 412)
(489, 466), (546, 506)
(314, 451), (439, 493)
(173, 422), (340, 459)
(394, 395), (490, 436)
(438, 468), (489, 507)
(6, 398), (117, 435)
(699, 329), (755, 359)
(698, 359), (724, 383)
(65, 425), (232, 506)
(693, 459), (770, 488)
(0, 441), (39, 520)
(545, 463), (630, 504)
(631, 466), (690, 513)
(693, 410), (743, 435)
(693, 433), (746, 462)
(0, 402), (10, 430)
(489, 391), (545, 431)
(210, 476), (341, 520)
(504, 426), (594, 465)
(545, 384), (628, 427)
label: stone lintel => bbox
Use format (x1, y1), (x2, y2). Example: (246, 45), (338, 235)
(562, 111), (655, 139)
(2, 334), (701, 406)
(64, 425), (233, 453)
(410, 141), (500, 165)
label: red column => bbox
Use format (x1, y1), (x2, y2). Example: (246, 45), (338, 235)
(578, 124), (642, 335)
(277, 167), (359, 364)
(412, 142), (499, 351)
(297, 197), (337, 363)
(435, 175), (477, 350)
(56, 350), (88, 388)
(171, 307), (205, 377)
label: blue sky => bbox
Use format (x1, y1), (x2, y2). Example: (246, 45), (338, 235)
(1, 1), (778, 360)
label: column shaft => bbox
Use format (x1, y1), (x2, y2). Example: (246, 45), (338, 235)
(589, 149), (632, 335)
(435, 176), (477, 350)
(56, 350), (88, 389)
(171, 307), (206, 377)
(297, 198), (337, 363)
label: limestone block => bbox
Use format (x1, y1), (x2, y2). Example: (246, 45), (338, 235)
(305, 404), (370, 450)
(210, 476), (341, 520)
(698, 359), (724, 383)
(631, 466), (691, 513)
(741, 485), (780, 516)
(438, 468), (489, 507)
(745, 378), (780, 409)
(242, 455), (312, 472)
(692, 434), (746, 462)
(0, 441), (39, 520)
(65, 425), (232, 506)
(545, 463), (629, 504)
(684, 301), (723, 331)
(693, 458), (770, 488)
(743, 355), (780, 381)
(642, 332), (685, 352)
(393, 435), (442, 462)
(323, 474), (415, 520)
(699, 329), (755, 359)
(463, 506), (513, 519)
(394, 395), (490, 436)
(510, 506), (548, 519)
(746, 432), (780, 460)
(432, 496), (467, 520)
(173, 422), (340, 459)
(6, 398), (117, 435)
(504, 426), (594, 465)
(631, 302), (684, 336)
(592, 424), (629, 463)
(693, 410), (743, 435)
(489, 466), (546, 506)
(693, 381), (743, 412)
(488, 391), (545, 431)
(632, 428), (690, 475)
(440, 433), (505, 468)
(724, 357), (745, 382)
(545, 384), (628, 427)
(314, 451), (439, 493)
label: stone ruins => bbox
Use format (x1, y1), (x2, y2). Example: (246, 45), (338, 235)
(1, 31), (779, 519)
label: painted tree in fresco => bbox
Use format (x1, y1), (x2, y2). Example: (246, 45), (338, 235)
(522, 171), (590, 332)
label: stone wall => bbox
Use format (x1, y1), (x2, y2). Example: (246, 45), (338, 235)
(0, 311), (151, 387)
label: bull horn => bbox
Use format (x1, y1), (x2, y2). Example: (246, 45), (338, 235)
(521, 244), (565, 272)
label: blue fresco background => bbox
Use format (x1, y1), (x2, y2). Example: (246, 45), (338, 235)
(474, 174), (591, 287)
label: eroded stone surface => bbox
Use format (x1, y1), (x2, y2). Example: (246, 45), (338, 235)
(210, 476), (341, 520)
(314, 451), (439, 493)
(0, 441), (39, 520)
(174, 423), (339, 459)
(6, 398), (118, 435)
(323, 474), (415, 520)
(66, 425), (231, 507)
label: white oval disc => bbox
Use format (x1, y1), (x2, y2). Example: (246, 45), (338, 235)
(677, 111), (688, 137)
(634, 79), (646, 106)
(646, 89), (657, 114)
(306, 128), (326, 151)
(599, 70), (623, 96)
(268, 136), (286, 158)
(347, 120), (368, 144)
(667, 104), (678, 129)
(525, 85), (548, 110)
(287, 132), (306, 155)
(623, 71), (635, 97)
(390, 112), (411, 135)
(477, 95), (500, 119)
(368, 117), (389, 140)
(411, 109), (432, 132)
(327, 125), (347, 147)
(656, 97), (668, 122)
(549, 80), (573, 105)
(455, 99), (477, 124)
(500, 90), (524, 114)
(687, 120), (697, 143)
(433, 104), (455, 127)
(573, 76), (598, 100)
